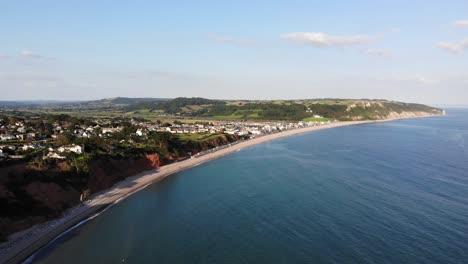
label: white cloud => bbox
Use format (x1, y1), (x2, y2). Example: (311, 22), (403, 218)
(412, 76), (439, 85)
(365, 48), (391, 57)
(19, 50), (44, 58)
(436, 39), (468, 53)
(378, 75), (439, 85)
(281, 32), (377, 47)
(452, 20), (468, 28)
(0, 53), (10, 59)
(208, 34), (255, 45)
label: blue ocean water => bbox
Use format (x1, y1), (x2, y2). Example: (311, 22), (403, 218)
(32, 110), (468, 264)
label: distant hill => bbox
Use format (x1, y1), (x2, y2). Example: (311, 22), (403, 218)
(126, 97), (223, 114)
(125, 98), (443, 121)
(0, 100), (79, 107)
(87, 97), (167, 105)
(0, 97), (168, 111)
(0, 97), (443, 121)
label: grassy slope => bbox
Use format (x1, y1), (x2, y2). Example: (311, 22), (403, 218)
(302, 117), (333, 122)
(177, 133), (224, 141)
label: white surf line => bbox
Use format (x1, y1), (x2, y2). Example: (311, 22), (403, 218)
(22, 177), (159, 263)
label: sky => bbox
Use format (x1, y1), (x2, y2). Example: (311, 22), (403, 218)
(1, 0), (468, 105)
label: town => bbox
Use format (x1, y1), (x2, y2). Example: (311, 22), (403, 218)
(0, 112), (334, 162)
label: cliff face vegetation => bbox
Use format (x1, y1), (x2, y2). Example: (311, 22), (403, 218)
(340, 101), (443, 120)
(88, 154), (160, 192)
(0, 154), (160, 241)
(0, 133), (239, 241)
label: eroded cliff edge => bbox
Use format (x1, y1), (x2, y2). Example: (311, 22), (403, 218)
(0, 134), (239, 241)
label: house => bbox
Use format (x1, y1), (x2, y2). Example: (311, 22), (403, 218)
(0, 134), (16, 141)
(28, 132), (39, 139)
(22, 144), (37, 151)
(225, 129), (237, 135)
(57, 144), (83, 154)
(45, 152), (66, 159)
(16, 134), (27, 140)
(237, 130), (248, 136)
(249, 130), (262, 135)
(102, 127), (120, 134)
(136, 129), (144, 136)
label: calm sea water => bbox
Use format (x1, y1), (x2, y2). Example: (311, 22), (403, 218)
(32, 110), (468, 264)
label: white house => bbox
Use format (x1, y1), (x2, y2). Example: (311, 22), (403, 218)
(249, 130), (262, 135)
(46, 152), (66, 159)
(22, 144), (37, 151)
(136, 129), (146, 136)
(0, 135), (16, 141)
(57, 144), (83, 154)
(225, 129), (237, 135)
(102, 127), (120, 134)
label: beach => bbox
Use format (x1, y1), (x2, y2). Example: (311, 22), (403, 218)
(0, 117), (434, 264)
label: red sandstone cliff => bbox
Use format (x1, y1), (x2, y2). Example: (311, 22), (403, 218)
(88, 154), (160, 192)
(0, 154), (161, 240)
(0, 134), (240, 240)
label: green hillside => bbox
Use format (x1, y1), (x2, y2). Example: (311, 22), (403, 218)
(126, 98), (443, 121)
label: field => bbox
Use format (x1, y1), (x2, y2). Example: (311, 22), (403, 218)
(20, 109), (215, 123)
(302, 117), (333, 122)
(212, 114), (244, 119)
(177, 133), (224, 141)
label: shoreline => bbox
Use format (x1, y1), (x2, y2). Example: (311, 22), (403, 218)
(0, 115), (437, 264)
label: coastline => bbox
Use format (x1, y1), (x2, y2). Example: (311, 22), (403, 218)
(0, 115), (437, 264)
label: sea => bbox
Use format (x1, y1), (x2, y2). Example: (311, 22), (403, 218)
(30, 109), (468, 264)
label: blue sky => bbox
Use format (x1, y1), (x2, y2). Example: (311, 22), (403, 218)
(1, 0), (467, 105)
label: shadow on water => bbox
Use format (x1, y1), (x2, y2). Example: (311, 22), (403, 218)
(23, 168), (172, 264)
(21, 203), (111, 264)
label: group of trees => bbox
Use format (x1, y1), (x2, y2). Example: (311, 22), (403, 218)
(194, 103), (311, 120)
(127, 97), (225, 114)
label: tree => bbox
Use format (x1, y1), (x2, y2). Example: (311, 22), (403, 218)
(56, 132), (74, 146)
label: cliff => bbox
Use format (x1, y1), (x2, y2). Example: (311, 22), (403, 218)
(0, 154), (160, 241)
(346, 110), (441, 121)
(0, 134), (240, 241)
(341, 101), (443, 121)
(88, 154), (160, 192)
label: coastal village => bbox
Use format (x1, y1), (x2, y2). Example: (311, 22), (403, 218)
(0, 105), (444, 263)
(0, 114), (334, 162)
